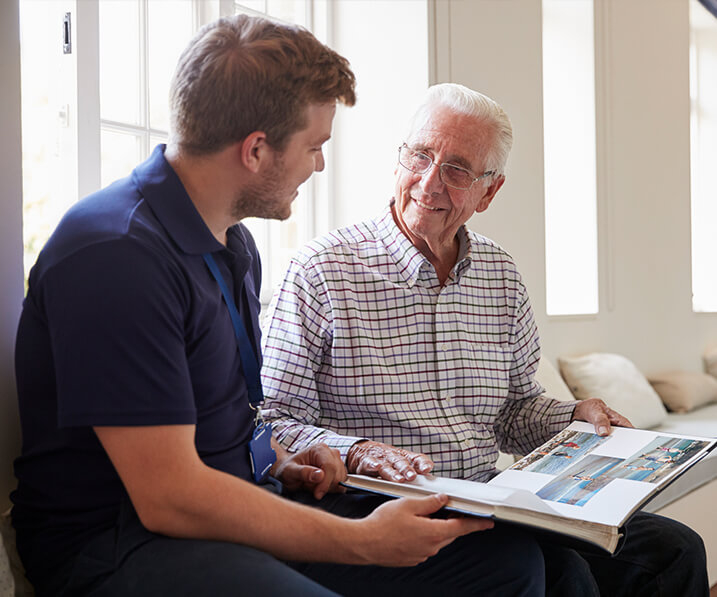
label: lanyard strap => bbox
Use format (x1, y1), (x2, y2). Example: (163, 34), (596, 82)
(202, 253), (263, 408)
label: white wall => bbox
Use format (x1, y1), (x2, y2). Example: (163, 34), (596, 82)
(0, 0), (25, 510)
(329, 0), (429, 227)
(432, 0), (717, 374)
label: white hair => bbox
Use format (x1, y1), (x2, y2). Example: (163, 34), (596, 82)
(406, 83), (513, 175)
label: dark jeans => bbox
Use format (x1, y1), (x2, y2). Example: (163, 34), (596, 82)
(37, 492), (544, 597)
(33, 493), (707, 597)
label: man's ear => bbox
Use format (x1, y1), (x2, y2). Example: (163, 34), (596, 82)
(475, 174), (505, 213)
(239, 131), (270, 173)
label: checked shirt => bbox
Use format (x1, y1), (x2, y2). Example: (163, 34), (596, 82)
(261, 205), (576, 481)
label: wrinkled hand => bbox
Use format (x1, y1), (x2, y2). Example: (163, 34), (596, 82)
(347, 440), (433, 482)
(272, 443), (347, 500)
(573, 398), (633, 436)
(355, 494), (493, 567)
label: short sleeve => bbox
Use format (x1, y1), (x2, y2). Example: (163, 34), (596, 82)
(35, 239), (196, 427)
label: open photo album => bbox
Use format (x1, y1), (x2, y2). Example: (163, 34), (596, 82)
(343, 421), (716, 553)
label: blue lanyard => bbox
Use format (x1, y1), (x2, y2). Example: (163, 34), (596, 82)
(202, 253), (263, 408)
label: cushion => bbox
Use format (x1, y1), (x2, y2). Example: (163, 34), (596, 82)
(648, 371), (717, 413)
(0, 509), (32, 597)
(0, 512), (15, 597)
(704, 346), (717, 379)
(535, 356), (576, 403)
(558, 353), (668, 429)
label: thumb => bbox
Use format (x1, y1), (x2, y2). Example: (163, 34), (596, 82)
(405, 493), (449, 517)
(593, 410), (611, 436)
(300, 465), (324, 484)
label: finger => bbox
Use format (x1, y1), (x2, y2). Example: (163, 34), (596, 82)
(607, 409), (633, 428)
(385, 452), (420, 481)
(312, 446), (347, 486)
(298, 464), (324, 486)
(312, 464), (343, 500)
(431, 517), (494, 548)
(355, 455), (382, 474)
(592, 409), (612, 436)
(402, 493), (450, 517)
(375, 461), (406, 482)
(410, 453), (434, 474)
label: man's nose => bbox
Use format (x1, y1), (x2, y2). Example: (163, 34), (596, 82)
(419, 162), (444, 194)
(314, 150), (326, 172)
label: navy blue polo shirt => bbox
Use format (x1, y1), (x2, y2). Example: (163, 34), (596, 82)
(12, 145), (263, 581)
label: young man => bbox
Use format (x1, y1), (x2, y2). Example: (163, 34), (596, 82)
(11, 16), (549, 597)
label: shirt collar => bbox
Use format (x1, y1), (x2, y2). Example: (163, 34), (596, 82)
(375, 203), (427, 287)
(376, 201), (473, 286)
(454, 226), (473, 279)
(132, 144), (225, 256)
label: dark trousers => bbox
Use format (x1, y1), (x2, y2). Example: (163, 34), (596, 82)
(542, 510), (709, 597)
(34, 493), (707, 597)
(38, 492), (544, 597)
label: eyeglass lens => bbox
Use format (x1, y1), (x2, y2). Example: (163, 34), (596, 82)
(399, 146), (474, 189)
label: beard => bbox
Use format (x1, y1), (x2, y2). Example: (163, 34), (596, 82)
(231, 155), (292, 222)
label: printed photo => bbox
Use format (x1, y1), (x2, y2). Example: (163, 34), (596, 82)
(606, 436), (710, 483)
(510, 429), (608, 475)
(536, 455), (622, 506)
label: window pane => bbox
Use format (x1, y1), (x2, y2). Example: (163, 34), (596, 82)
(267, 187), (310, 290)
(542, 0), (598, 315)
(101, 128), (143, 188)
(690, 0), (717, 312)
(148, 0), (194, 132)
(99, 0), (142, 126)
(267, 0), (307, 26)
(235, 1), (266, 15)
(20, 0), (77, 279)
(150, 134), (168, 151)
(243, 184), (312, 302)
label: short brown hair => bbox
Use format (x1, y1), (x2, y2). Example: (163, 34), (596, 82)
(169, 14), (356, 155)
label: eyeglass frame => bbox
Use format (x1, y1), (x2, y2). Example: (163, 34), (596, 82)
(397, 143), (496, 190)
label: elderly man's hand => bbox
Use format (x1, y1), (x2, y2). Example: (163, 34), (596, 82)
(572, 398), (633, 436)
(272, 443), (347, 500)
(346, 440), (433, 482)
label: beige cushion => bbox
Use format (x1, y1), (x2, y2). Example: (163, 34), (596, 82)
(704, 346), (717, 380)
(648, 371), (717, 413)
(535, 356), (576, 403)
(558, 353), (668, 429)
(0, 510), (33, 596)
(0, 512), (15, 597)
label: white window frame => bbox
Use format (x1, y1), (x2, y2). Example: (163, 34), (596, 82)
(75, 0), (327, 305)
(541, 0), (599, 317)
(689, 0), (717, 313)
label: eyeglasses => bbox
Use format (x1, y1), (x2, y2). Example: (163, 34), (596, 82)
(397, 144), (495, 190)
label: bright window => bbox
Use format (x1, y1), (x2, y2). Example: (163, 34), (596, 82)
(99, 0), (195, 187)
(233, 1), (326, 303)
(542, 0), (599, 316)
(21, 0), (322, 301)
(19, 1), (78, 280)
(690, 0), (717, 313)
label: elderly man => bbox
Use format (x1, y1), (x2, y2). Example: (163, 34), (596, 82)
(10, 20), (549, 597)
(261, 83), (708, 596)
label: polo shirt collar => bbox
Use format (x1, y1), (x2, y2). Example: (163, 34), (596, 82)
(376, 201), (473, 286)
(133, 144), (225, 256)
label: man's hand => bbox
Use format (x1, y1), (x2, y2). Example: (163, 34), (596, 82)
(347, 440), (433, 482)
(573, 398), (633, 436)
(353, 494), (493, 567)
(271, 442), (347, 500)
